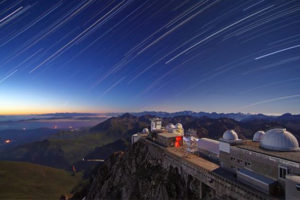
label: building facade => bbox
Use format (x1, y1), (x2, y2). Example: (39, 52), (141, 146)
(218, 128), (300, 199)
(133, 118), (300, 199)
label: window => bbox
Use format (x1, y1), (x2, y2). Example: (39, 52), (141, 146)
(279, 166), (288, 179)
(230, 157), (235, 161)
(237, 159), (242, 163)
(245, 161), (251, 167)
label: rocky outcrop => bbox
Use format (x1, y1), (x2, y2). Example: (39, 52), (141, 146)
(85, 141), (214, 200)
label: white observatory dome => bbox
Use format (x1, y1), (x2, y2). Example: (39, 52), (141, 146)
(223, 130), (239, 141)
(253, 131), (265, 142)
(176, 123), (183, 129)
(166, 123), (176, 129)
(142, 128), (149, 134)
(260, 128), (299, 151)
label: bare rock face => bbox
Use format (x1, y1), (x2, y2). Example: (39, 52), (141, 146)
(85, 141), (214, 200)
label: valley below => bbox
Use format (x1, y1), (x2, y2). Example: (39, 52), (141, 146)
(0, 112), (300, 199)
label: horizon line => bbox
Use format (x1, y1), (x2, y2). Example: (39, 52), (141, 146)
(0, 110), (298, 116)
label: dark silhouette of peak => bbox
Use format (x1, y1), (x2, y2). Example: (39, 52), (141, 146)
(278, 113), (300, 121)
(282, 113), (292, 116)
(120, 113), (135, 119)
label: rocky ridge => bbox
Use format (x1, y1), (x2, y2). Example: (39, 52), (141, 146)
(84, 141), (214, 200)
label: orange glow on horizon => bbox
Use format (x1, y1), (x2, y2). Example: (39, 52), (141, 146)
(0, 111), (98, 115)
(0, 107), (110, 115)
(0, 100), (114, 115)
(0, 106), (72, 115)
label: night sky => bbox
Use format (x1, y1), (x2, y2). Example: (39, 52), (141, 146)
(0, 0), (300, 115)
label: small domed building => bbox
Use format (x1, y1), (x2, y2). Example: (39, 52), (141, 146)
(176, 123), (183, 129)
(166, 123), (176, 133)
(165, 123), (184, 135)
(260, 128), (299, 151)
(219, 130), (242, 144)
(142, 128), (149, 134)
(132, 128), (150, 144)
(253, 131), (265, 142)
(223, 130), (239, 141)
(175, 123), (184, 135)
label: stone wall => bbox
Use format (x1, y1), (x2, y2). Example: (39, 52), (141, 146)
(220, 146), (300, 189)
(142, 139), (274, 200)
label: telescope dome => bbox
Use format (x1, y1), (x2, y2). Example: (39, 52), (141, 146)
(260, 128), (299, 151)
(223, 130), (239, 141)
(253, 131), (265, 142)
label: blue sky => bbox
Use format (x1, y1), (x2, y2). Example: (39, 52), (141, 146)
(0, 0), (300, 114)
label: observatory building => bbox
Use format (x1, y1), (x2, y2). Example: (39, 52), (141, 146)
(150, 117), (162, 131)
(219, 129), (243, 144)
(198, 138), (219, 161)
(132, 118), (184, 147)
(218, 128), (300, 199)
(260, 128), (299, 151)
(132, 118), (300, 199)
(253, 130), (265, 142)
(131, 128), (149, 144)
(194, 128), (300, 199)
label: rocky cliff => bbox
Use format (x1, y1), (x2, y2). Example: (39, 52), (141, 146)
(83, 141), (214, 200)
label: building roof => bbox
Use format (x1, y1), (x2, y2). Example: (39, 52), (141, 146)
(158, 132), (182, 138)
(236, 140), (300, 163)
(286, 175), (300, 183)
(198, 138), (220, 155)
(199, 138), (220, 145)
(150, 117), (161, 121)
(238, 169), (275, 185)
(253, 131), (265, 142)
(222, 130), (239, 141)
(260, 128), (299, 151)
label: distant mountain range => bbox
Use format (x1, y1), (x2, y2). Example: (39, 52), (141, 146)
(131, 111), (300, 122)
(1, 111), (300, 123)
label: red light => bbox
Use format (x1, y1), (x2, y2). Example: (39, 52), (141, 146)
(175, 136), (182, 147)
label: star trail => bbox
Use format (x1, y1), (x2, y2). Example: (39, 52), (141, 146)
(0, 0), (299, 115)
